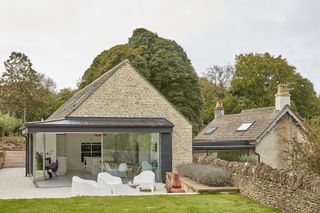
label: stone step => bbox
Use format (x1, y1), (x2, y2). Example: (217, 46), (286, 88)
(5, 156), (25, 159)
(4, 151), (25, 155)
(3, 151), (26, 168)
(3, 164), (25, 168)
(4, 163), (25, 167)
(5, 159), (25, 163)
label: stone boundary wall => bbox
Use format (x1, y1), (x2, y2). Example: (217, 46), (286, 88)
(0, 151), (5, 169)
(197, 155), (320, 213)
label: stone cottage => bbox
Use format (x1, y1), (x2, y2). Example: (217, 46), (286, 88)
(23, 60), (192, 186)
(193, 84), (305, 169)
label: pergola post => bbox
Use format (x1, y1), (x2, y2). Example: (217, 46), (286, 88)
(101, 133), (104, 172)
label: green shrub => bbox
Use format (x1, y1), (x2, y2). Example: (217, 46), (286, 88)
(290, 116), (320, 175)
(176, 163), (231, 187)
(238, 155), (258, 165)
(36, 152), (43, 170)
(0, 114), (22, 137)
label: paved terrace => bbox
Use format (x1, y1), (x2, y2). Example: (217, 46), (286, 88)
(0, 168), (167, 199)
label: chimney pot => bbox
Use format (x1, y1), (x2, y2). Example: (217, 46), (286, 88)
(275, 84), (290, 110)
(215, 100), (224, 119)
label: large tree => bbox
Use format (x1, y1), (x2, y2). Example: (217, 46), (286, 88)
(198, 77), (218, 125)
(204, 64), (234, 99)
(80, 28), (203, 133)
(0, 52), (56, 121)
(80, 44), (148, 89)
(230, 53), (320, 118)
(200, 65), (234, 125)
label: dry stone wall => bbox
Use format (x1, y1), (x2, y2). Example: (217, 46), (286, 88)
(197, 155), (320, 213)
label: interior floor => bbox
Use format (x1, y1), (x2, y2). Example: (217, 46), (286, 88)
(35, 170), (137, 188)
(35, 170), (96, 188)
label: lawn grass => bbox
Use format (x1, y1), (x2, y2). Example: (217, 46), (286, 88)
(0, 194), (279, 213)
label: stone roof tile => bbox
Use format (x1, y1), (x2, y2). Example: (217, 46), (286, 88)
(194, 107), (280, 142)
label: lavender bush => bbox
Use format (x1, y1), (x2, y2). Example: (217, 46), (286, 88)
(176, 163), (231, 187)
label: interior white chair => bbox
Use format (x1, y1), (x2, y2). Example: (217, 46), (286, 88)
(100, 161), (111, 173)
(141, 161), (152, 171)
(97, 172), (122, 188)
(133, 171), (156, 192)
(118, 163), (128, 178)
(112, 184), (140, 195)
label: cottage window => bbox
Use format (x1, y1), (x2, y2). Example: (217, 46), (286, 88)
(236, 122), (254, 131)
(204, 127), (217, 135)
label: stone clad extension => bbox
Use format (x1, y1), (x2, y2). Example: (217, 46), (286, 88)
(23, 59), (192, 186)
(62, 60), (193, 167)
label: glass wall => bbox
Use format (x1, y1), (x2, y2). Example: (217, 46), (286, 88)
(102, 133), (160, 182)
(193, 149), (249, 161)
(33, 132), (161, 186)
(34, 133), (57, 181)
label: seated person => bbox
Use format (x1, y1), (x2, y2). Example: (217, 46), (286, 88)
(46, 160), (58, 178)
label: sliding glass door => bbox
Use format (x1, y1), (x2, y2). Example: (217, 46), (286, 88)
(102, 133), (160, 182)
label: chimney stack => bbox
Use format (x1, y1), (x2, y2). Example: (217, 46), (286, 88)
(275, 84), (290, 111)
(215, 100), (224, 119)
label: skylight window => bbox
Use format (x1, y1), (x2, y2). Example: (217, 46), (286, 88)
(204, 127), (217, 135)
(236, 122), (254, 131)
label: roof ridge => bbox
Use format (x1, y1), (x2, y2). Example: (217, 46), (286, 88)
(241, 106), (275, 112)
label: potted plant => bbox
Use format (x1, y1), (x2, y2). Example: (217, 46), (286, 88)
(36, 152), (43, 170)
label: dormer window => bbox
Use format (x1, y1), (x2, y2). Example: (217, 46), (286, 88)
(236, 122), (254, 131)
(204, 127), (217, 135)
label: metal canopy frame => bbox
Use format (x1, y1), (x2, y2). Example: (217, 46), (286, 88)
(24, 117), (173, 183)
(192, 141), (255, 150)
(22, 117), (173, 134)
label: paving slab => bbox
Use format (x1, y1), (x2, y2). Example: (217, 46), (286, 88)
(0, 168), (168, 199)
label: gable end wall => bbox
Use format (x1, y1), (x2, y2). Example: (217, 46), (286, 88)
(256, 114), (305, 169)
(70, 63), (192, 167)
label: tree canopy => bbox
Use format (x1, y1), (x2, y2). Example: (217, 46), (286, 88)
(229, 53), (320, 118)
(2, 34), (319, 135)
(201, 53), (320, 121)
(80, 28), (203, 133)
(0, 52), (60, 122)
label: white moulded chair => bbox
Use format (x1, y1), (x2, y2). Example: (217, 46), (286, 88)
(71, 176), (83, 196)
(97, 172), (122, 194)
(81, 180), (106, 196)
(112, 184), (140, 195)
(133, 171), (156, 192)
(71, 176), (106, 196)
(97, 172), (122, 186)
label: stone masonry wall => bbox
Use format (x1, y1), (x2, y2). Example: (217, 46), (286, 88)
(71, 62), (193, 167)
(256, 115), (304, 169)
(198, 155), (320, 213)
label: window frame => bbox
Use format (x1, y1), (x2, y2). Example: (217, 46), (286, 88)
(236, 122), (254, 132)
(204, 127), (217, 135)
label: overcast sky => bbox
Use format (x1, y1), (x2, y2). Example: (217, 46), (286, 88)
(0, 0), (319, 94)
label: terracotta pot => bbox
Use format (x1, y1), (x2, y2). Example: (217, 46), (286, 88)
(171, 172), (182, 189)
